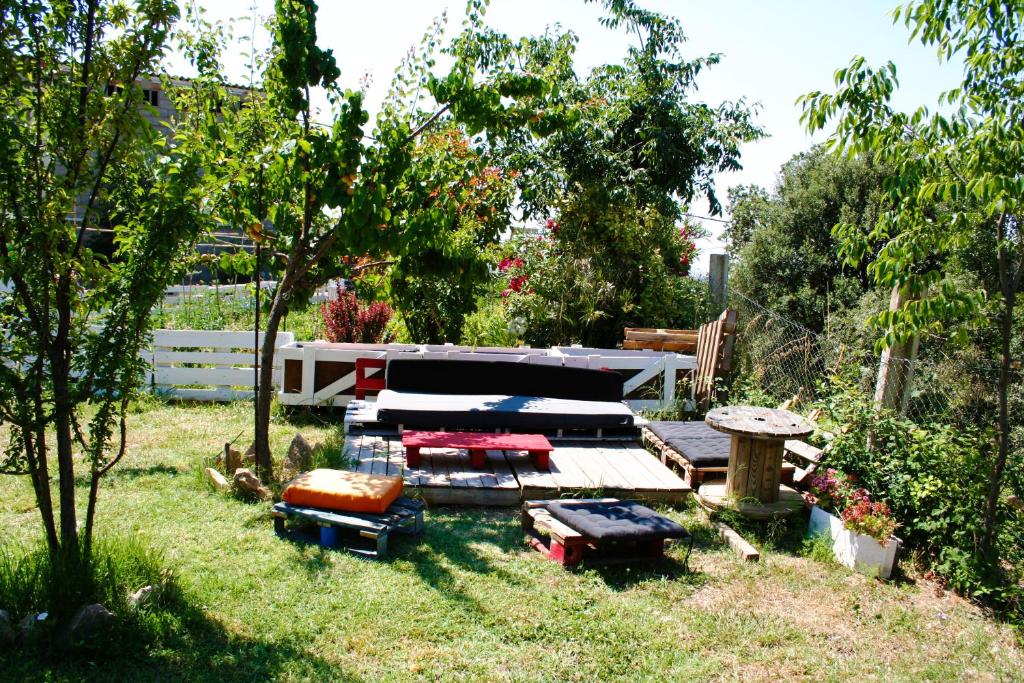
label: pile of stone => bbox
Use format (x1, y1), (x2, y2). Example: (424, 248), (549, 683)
(205, 433), (316, 500)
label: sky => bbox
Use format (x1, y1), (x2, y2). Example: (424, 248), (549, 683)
(183, 0), (963, 274)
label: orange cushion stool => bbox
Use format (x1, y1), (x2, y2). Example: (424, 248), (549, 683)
(282, 469), (403, 514)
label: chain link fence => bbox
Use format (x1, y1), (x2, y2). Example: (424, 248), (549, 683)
(728, 290), (1020, 429)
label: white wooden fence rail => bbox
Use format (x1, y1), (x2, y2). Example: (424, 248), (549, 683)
(142, 331), (696, 410)
(145, 329), (294, 402)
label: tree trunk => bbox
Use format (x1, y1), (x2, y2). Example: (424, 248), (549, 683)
(979, 284), (1015, 558)
(874, 285), (920, 416)
(50, 294), (78, 558)
(254, 287), (288, 482)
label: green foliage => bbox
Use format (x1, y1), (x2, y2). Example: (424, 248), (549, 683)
(727, 147), (887, 333)
(459, 295), (520, 348)
(0, 0), (213, 566)
(814, 374), (1021, 613)
(387, 128), (516, 343)
(486, 0), (760, 347)
(800, 0), (1024, 566)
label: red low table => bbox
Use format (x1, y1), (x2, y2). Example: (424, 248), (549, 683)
(401, 431), (554, 470)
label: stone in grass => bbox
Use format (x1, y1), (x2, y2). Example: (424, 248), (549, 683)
(18, 612), (48, 645)
(282, 433), (313, 480)
(0, 609), (15, 646)
(223, 444), (243, 475)
(232, 468), (272, 501)
(205, 467), (230, 491)
(128, 585), (155, 609)
(63, 604), (115, 644)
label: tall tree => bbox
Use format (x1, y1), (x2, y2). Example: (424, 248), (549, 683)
(0, 0), (211, 570)
(725, 147), (887, 332)
(209, 0), (560, 479)
(496, 0), (763, 347)
(800, 0), (1024, 559)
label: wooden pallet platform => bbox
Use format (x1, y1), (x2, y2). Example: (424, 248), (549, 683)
(344, 433), (689, 506)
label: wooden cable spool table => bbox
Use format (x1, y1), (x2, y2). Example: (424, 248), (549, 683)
(697, 405), (813, 519)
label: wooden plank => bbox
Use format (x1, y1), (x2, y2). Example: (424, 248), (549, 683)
(485, 450), (520, 490)
(385, 438), (407, 481)
(696, 508), (759, 562)
(152, 329), (293, 349)
(626, 446), (690, 491)
(581, 444), (639, 490)
(154, 366), (254, 387)
(785, 439), (822, 464)
(603, 443), (673, 491)
(153, 387), (253, 401)
(153, 350), (260, 365)
(507, 450), (558, 492)
(353, 435), (374, 475)
(545, 444), (595, 489)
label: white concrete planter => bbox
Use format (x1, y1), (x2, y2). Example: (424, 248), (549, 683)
(807, 505), (901, 579)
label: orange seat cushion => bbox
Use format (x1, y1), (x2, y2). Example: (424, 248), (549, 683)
(282, 469), (403, 514)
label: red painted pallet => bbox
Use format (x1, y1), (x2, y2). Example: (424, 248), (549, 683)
(354, 357), (386, 401)
(402, 430), (553, 470)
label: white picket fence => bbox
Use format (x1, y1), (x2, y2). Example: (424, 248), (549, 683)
(144, 329), (294, 401)
(141, 332), (696, 410)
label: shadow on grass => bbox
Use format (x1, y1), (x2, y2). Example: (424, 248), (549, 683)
(75, 464), (183, 487)
(0, 575), (353, 682)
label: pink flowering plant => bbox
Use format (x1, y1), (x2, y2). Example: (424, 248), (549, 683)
(809, 468), (898, 543)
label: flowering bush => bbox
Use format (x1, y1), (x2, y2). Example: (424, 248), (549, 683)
(321, 291), (395, 344)
(809, 468), (898, 543)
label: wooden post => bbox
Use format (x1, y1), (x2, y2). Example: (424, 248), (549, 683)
(709, 253), (729, 314)
(874, 286), (919, 416)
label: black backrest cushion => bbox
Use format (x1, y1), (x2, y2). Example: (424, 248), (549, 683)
(385, 358), (623, 402)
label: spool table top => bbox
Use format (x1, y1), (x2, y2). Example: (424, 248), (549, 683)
(705, 405), (813, 441)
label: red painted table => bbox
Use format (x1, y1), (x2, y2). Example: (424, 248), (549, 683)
(401, 431), (554, 470)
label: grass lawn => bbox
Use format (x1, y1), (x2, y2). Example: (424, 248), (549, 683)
(0, 401), (1021, 681)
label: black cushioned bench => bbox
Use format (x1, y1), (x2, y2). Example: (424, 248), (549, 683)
(642, 421), (795, 488)
(374, 359), (635, 432)
(522, 499), (693, 567)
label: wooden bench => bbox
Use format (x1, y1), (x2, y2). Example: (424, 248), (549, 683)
(272, 496), (424, 559)
(402, 430), (554, 470)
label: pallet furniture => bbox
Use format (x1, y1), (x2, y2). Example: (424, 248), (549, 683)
(623, 327), (699, 353)
(272, 496), (424, 559)
(354, 356), (386, 400)
(522, 499), (692, 568)
(642, 421), (796, 489)
(693, 309), (738, 412)
(402, 430), (553, 470)
(697, 405), (813, 519)
(347, 432), (690, 506)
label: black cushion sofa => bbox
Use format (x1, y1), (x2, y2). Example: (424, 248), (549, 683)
(374, 358), (635, 431)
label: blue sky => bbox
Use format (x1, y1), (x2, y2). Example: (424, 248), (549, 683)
(188, 0), (962, 273)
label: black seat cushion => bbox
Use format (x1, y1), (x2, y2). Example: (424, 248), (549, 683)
(375, 390), (633, 430)
(544, 500), (688, 541)
(385, 358), (623, 402)
(647, 421), (731, 468)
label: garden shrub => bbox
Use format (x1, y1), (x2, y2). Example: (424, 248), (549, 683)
(813, 375), (1022, 614)
(321, 292), (394, 344)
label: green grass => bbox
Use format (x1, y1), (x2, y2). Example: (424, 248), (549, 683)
(1, 401), (1021, 681)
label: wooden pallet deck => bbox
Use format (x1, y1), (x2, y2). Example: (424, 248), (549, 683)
(344, 433), (690, 506)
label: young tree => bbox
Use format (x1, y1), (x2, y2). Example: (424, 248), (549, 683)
(800, 0), (1023, 560)
(209, 0), (560, 479)
(0, 0), (211, 569)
